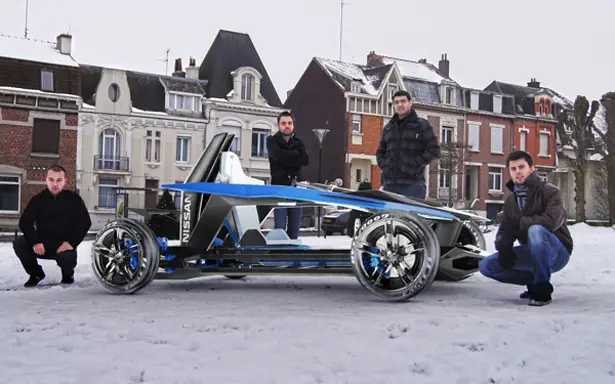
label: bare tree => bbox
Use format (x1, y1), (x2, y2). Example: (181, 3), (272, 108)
(591, 92), (615, 224)
(556, 95), (601, 222)
(431, 141), (471, 207)
(592, 160), (609, 220)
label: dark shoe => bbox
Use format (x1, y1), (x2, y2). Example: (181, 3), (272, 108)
(24, 274), (45, 288)
(61, 272), (74, 285)
(520, 290), (533, 299)
(528, 297), (552, 306)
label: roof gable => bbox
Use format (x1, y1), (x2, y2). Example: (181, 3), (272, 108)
(198, 30), (282, 107)
(379, 55), (451, 84)
(0, 34), (79, 67)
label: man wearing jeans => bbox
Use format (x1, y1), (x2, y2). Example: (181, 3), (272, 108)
(376, 90), (440, 199)
(479, 151), (573, 306)
(266, 111), (309, 239)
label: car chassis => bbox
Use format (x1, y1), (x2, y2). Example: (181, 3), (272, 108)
(91, 133), (492, 302)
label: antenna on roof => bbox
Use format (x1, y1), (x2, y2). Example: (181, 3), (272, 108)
(339, 0), (351, 61)
(24, 0), (29, 38)
(157, 48), (170, 75)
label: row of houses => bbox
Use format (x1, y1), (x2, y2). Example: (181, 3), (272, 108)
(0, 30), (602, 230)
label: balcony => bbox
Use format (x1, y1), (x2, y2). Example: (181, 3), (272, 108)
(93, 156), (130, 172)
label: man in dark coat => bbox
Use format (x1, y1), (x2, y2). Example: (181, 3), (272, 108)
(479, 151), (573, 306)
(14, 165), (92, 287)
(266, 111), (309, 239)
(376, 90), (441, 199)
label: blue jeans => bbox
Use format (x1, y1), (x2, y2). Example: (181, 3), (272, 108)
(273, 207), (302, 239)
(479, 225), (570, 293)
(383, 181), (426, 199)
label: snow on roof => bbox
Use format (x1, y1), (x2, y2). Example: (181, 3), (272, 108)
(315, 57), (379, 95)
(0, 34), (79, 67)
(380, 56), (447, 84)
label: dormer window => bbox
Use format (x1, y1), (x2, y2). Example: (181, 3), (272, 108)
(351, 81), (361, 93)
(534, 95), (552, 116)
(388, 83), (398, 100)
(168, 92), (201, 112)
(539, 98), (545, 114)
(545, 99), (551, 115)
(241, 74), (254, 100)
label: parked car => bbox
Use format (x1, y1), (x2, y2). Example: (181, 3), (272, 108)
(321, 209), (350, 235)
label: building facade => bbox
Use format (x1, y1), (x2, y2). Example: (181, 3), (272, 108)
(0, 34), (81, 229)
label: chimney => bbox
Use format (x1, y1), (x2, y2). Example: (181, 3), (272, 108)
(185, 57), (199, 79)
(56, 34), (72, 55)
(527, 78), (541, 88)
(286, 89), (293, 99)
(418, 58), (427, 63)
(438, 53), (450, 78)
(172, 58), (185, 78)
(366, 50), (384, 68)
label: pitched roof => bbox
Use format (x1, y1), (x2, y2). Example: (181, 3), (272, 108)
(198, 30), (282, 107)
(379, 55), (450, 84)
(79, 64), (208, 113)
(485, 80), (571, 115)
(314, 57), (392, 95)
(0, 34), (79, 67)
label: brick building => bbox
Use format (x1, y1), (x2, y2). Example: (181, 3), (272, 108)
(0, 34), (81, 229)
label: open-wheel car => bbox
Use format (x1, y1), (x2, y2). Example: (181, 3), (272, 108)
(91, 133), (492, 302)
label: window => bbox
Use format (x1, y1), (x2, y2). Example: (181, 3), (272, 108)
(352, 115), (361, 134)
(445, 87), (453, 104)
(539, 99), (545, 115)
(388, 84), (398, 100)
(32, 118), (60, 154)
(108, 84), (120, 102)
(145, 130), (161, 162)
(169, 93), (200, 112)
(0, 175), (20, 213)
(488, 167), (502, 191)
(490, 125), (504, 153)
(251, 128), (268, 157)
(545, 100), (551, 115)
(520, 131), (527, 151)
(493, 95), (502, 114)
(439, 169), (450, 188)
(440, 126), (452, 144)
(383, 118), (390, 128)
(470, 92), (479, 109)
(241, 74), (254, 100)
(351, 81), (361, 93)
(539, 132), (549, 155)
(229, 136), (240, 155)
(468, 123), (480, 151)
(41, 69), (54, 92)
(173, 180), (183, 209)
(98, 178), (118, 209)
(176, 136), (190, 163)
(355, 168), (362, 182)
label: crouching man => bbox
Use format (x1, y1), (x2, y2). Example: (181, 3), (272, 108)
(479, 151), (573, 306)
(14, 165), (92, 287)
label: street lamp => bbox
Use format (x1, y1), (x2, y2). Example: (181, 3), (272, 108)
(312, 128), (329, 238)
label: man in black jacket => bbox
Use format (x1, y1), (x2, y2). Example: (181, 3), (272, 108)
(14, 165), (92, 287)
(478, 151), (573, 306)
(266, 111), (309, 239)
(376, 90), (441, 199)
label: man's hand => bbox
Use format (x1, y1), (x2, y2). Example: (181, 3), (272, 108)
(32, 243), (45, 255)
(56, 242), (74, 253)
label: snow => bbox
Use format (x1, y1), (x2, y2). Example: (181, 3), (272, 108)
(1, 223), (615, 383)
(381, 56), (447, 84)
(0, 86), (81, 100)
(0, 34), (79, 68)
(315, 57), (379, 95)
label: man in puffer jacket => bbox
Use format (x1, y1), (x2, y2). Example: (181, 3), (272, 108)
(376, 90), (441, 199)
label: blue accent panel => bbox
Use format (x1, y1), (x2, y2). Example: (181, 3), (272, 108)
(130, 256), (138, 270)
(161, 182), (457, 220)
(259, 261), (352, 266)
(162, 255), (176, 261)
(213, 238), (224, 246)
(164, 268), (176, 274)
(157, 237), (168, 252)
(224, 220), (239, 244)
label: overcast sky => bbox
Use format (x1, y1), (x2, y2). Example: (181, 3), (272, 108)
(2, 0), (614, 104)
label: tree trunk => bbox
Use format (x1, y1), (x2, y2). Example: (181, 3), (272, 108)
(600, 92), (615, 224)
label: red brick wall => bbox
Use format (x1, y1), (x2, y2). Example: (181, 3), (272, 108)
(371, 164), (381, 190)
(0, 107), (78, 219)
(513, 119), (556, 168)
(466, 114), (513, 165)
(348, 114), (382, 155)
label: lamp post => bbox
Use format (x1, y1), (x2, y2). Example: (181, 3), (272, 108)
(312, 128), (329, 237)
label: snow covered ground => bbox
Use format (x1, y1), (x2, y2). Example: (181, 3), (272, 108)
(1, 223), (614, 384)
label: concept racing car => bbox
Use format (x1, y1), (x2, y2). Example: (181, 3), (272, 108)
(91, 133), (492, 302)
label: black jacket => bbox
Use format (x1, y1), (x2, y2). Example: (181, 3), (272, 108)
(496, 172), (573, 254)
(266, 131), (309, 185)
(376, 109), (441, 184)
(19, 188), (92, 249)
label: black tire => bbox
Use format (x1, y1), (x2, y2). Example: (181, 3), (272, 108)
(350, 211), (440, 302)
(224, 275), (247, 280)
(91, 218), (160, 294)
